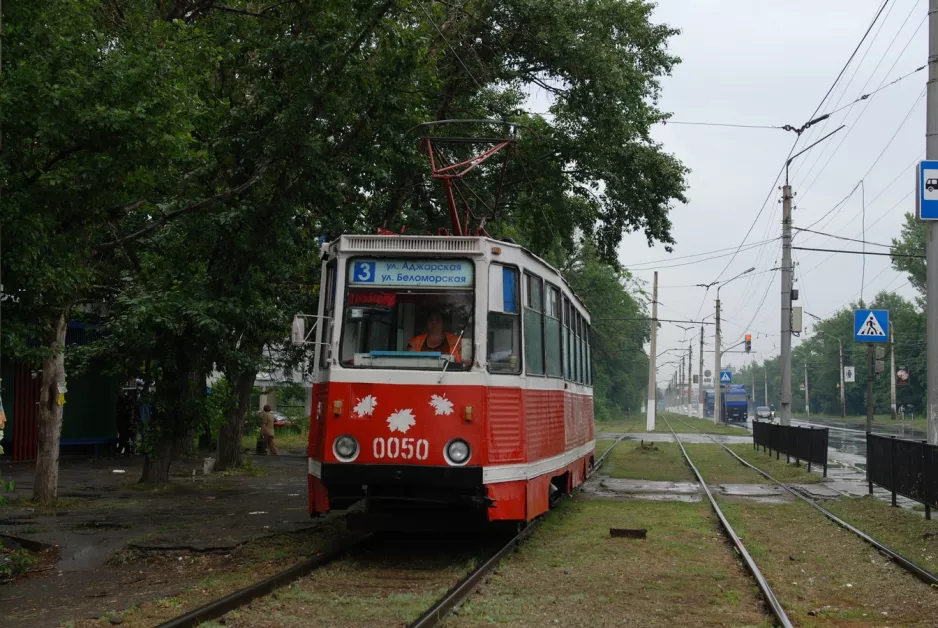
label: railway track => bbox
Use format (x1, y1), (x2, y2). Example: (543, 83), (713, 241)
(159, 436), (627, 628)
(661, 413), (938, 627)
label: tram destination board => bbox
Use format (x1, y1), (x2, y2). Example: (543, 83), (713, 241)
(349, 259), (474, 288)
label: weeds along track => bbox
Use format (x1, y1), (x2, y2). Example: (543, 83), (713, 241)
(160, 437), (628, 628)
(662, 414), (938, 627)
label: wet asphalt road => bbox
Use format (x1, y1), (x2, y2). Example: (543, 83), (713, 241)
(790, 418), (927, 470)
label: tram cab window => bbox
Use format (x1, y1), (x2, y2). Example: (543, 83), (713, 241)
(340, 258), (474, 370)
(487, 265), (521, 373)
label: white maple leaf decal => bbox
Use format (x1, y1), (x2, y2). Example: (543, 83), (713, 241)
(353, 394), (377, 417)
(387, 409), (416, 434)
(429, 394), (454, 416)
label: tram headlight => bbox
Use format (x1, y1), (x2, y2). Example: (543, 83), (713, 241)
(445, 439), (471, 466)
(333, 435), (359, 461)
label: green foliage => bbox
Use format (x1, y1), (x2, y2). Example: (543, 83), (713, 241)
(566, 241), (651, 419)
(890, 212), (925, 298)
(0, 546), (36, 581)
(730, 290), (926, 416)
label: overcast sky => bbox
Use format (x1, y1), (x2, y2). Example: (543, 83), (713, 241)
(598, 0), (926, 388)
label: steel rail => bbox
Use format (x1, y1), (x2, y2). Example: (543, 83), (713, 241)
(408, 435), (626, 628)
(671, 415), (938, 587)
(157, 532), (372, 628)
(662, 416), (794, 628)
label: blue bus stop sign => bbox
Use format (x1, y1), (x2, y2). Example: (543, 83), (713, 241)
(917, 160), (938, 220)
(854, 309), (889, 343)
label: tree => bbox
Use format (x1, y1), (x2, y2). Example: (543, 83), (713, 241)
(1, 0), (215, 500)
(891, 212), (926, 297)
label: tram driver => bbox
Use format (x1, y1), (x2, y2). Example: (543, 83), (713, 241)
(407, 310), (462, 362)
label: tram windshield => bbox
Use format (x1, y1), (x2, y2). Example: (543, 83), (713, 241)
(340, 258), (474, 370)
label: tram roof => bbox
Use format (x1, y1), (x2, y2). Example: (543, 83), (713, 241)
(324, 234), (591, 318)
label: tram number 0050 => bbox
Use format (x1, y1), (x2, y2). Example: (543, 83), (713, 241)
(372, 437), (429, 460)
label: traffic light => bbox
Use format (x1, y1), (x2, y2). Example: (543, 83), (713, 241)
(745, 334), (752, 353)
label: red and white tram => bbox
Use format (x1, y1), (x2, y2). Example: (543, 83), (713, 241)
(307, 233), (594, 526)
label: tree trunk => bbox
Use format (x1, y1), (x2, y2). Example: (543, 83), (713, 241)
(215, 368), (255, 471)
(140, 436), (174, 484)
(33, 313), (68, 503)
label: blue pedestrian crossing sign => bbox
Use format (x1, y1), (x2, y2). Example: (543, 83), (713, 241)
(719, 371), (732, 383)
(854, 309), (889, 343)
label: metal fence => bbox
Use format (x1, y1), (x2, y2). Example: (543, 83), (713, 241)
(752, 420), (828, 477)
(867, 434), (937, 519)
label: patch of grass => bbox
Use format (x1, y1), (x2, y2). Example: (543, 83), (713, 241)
(658, 412), (748, 435)
(718, 499), (938, 625)
(6, 496), (83, 514)
(729, 443), (823, 484)
(797, 413), (928, 432)
(824, 495), (938, 575)
(0, 545), (37, 581)
(215, 458), (269, 478)
(448, 498), (770, 627)
(604, 442), (695, 482)
(241, 429), (309, 452)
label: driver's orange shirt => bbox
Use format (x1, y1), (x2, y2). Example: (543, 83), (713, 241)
(408, 332), (462, 362)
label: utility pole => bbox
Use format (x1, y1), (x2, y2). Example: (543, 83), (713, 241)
(679, 353), (685, 411)
(698, 326), (705, 419)
(890, 327), (897, 421)
(804, 360), (810, 417)
(646, 272), (658, 431)
(781, 182), (793, 426)
(764, 368), (769, 410)
(687, 341), (693, 414)
(928, 0), (938, 445)
(866, 344), (874, 433)
(752, 369), (756, 413)
(714, 296), (722, 425)
(839, 340), (846, 419)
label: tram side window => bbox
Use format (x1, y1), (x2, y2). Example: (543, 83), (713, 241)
(576, 313), (585, 384)
(319, 261), (337, 369)
(487, 265), (521, 374)
(562, 297), (571, 380)
(586, 323), (592, 386)
(524, 273), (545, 375)
(545, 285), (562, 378)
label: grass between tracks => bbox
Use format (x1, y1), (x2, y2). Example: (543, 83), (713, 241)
(213, 535), (485, 627)
(595, 411), (746, 435)
(446, 497), (771, 627)
(602, 440), (821, 485)
(824, 496), (938, 576)
(717, 499), (938, 626)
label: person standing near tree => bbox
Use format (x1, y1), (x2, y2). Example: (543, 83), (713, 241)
(261, 405), (279, 456)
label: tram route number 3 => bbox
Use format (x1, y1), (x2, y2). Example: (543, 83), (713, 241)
(373, 437), (429, 460)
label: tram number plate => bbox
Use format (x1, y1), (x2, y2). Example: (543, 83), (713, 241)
(373, 437), (429, 461)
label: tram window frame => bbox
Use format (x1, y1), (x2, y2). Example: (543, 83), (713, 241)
(586, 323), (592, 386)
(576, 313), (585, 384)
(562, 296), (571, 381)
(571, 310), (579, 383)
(319, 261), (337, 369)
(523, 272), (545, 376)
(544, 284), (562, 378)
(487, 264), (522, 374)
(337, 256), (476, 371)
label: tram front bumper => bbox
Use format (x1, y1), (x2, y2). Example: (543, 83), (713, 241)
(319, 462), (490, 509)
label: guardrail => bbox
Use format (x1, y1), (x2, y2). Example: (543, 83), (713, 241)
(866, 434), (937, 519)
(752, 420), (828, 477)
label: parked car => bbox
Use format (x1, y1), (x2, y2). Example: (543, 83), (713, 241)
(252, 410), (293, 428)
(755, 406), (772, 419)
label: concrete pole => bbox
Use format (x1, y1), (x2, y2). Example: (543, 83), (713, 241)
(839, 340), (846, 419)
(687, 341), (693, 413)
(866, 343), (874, 433)
(752, 369), (756, 414)
(804, 360), (810, 417)
(928, 0), (938, 445)
(698, 326), (705, 419)
(679, 353), (685, 411)
(646, 272), (658, 431)
(714, 297), (722, 425)
(764, 368), (769, 411)
(780, 183), (793, 426)
(890, 327), (897, 421)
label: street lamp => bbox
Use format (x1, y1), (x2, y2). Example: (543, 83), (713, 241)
(713, 267), (756, 424)
(806, 312), (846, 419)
